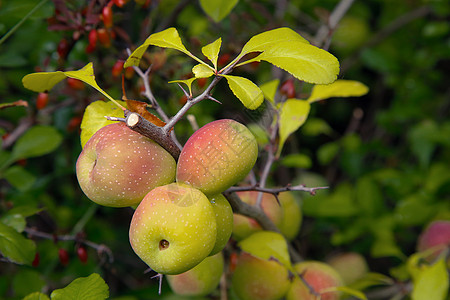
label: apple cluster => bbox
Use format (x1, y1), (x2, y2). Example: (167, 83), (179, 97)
(76, 119), (258, 276)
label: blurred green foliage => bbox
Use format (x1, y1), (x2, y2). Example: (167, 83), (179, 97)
(0, 0), (449, 299)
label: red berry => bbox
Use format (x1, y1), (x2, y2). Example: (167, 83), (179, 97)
(125, 66), (134, 79)
(97, 28), (111, 47)
(32, 252), (40, 267)
(58, 248), (70, 266)
(218, 53), (231, 67)
(57, 38), (69, 59)
(113, 0), (127, 7)
(280, 79), (296, 98)
(67, 116), (82, 132)
(88, 29), (98, 47)
(112, 60), (124, 78)
(102, 5), (113, 28)
(67, 78), (85, 90)
(197, 77), (207, 89)
(36, 93), (49, 110)
(77, 246), (88, 264)
(85, 43), (96, 53)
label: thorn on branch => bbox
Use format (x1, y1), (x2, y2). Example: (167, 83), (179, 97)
(206, 95), (222, 104)
(176, 83), (191, 98)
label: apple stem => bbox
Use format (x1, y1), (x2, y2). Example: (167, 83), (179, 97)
(124, 111), (182, 159)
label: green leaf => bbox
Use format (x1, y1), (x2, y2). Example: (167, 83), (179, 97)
(168, 78), (196, 97)
(192, 64), (214, 78)
(1, 205), (41, 232)
(0, 221), (36, 265)
(22, 63), (121, 107)
(278, 99), (311, 156)
(411, 258), (449, 300)
(199, 0), (239, 22)
(222, 75), (264, 110)
(302, 182), (357, 217)
(3, 165), (36, 191)
(307, 80), (369, 103)
(260, 79), (279, 104)
(335, 286), (367, 300)
(242, 41), (340, 84)
(124, 27), (195, 68)
(317, 142), (340, 165)
(12, 126), (62, 160)
(302, 118), (333, 136)
(13, 269), (46, 298)
(238, 231), (293, 271)
(24, 292), (50, 300)
(50, 273), (109, 300)
(202, 38), (222, 69)
(80, 100), (127, 148)
(240, 27), (310, 56)
(280, 153), (312, 169)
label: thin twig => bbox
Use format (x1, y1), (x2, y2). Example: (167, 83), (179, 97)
(314, 0), (355, 49)
(24, 227), (114, 263)
(227, 184), (329, 196)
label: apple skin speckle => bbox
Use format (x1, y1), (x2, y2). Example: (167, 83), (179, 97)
(76, 123), (176, 207)
(176, 119), (258, 196)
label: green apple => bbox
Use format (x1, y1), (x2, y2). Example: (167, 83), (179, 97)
(232, 191), (283, 241)
(208, 194), (233, 256)
(166, 252), (224, 296)
(76, 122), (176, 207)
(326, 252), (369, 285)
(278, 191), (302, 241)
(129, 183), (217, 275)
(231, 252), (291, 300)
(417, 220), (450, 261)
(287, 261), (343, 300)
(177, 119), (258, 196)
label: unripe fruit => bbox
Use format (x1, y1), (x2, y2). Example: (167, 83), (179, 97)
(76, 122), (176, 207)
(208, 194), (233, 256)
(417, 220), (450, 261)
(326, 252), (369, 285)
(129, 183), (217, 275)
(231, 252), (290, 300)
(278, 192), (302, 241)
(167, 252), (224, 296)
(287, 261), (343, 300)
(177, 119), (258, 196)
(232, 191), (282, 241)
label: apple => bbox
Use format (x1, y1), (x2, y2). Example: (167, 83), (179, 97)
(129, 183), (217, 275)
(209, 194), (234, 256)
(177, 119), (258, 196)
(232, 191), (283, 241)
(326, 252), (369, 285)
(278, 191), (302, 241)
(76, 122), (176, 207)
(231, 252), (291, 300)
(166, 252), (224, 296)
(417, 220), (450, 261)
(286, 261), (343, 300)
